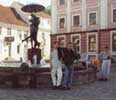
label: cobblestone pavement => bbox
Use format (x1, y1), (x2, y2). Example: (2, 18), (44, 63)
(0, 67), (116, 100)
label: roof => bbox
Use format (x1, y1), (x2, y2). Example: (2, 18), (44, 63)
(0, 5), (28, 27)
(36, 11), (51, 18)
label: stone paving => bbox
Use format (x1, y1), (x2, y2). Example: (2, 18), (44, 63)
(0, 67), (116, 100)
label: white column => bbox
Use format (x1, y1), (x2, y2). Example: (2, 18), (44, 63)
(82, 0), (87, 31)
(66, 0), (71, 32)
(100, 0), (108, 29)
(51, 0), (57, 34)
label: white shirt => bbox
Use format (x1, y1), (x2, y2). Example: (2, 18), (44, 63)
(99, 51), (111, 60)
(51, 49), (61, 67)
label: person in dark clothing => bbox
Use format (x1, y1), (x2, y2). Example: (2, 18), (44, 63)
(62, 42), (78, 90)
(57, 40), (65, 61)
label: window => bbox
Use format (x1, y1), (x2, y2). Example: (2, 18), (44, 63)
(42, 33), (45, 39)
(113, 9), (116, 22)
(73, 15), (80, 27)
(112, 55), (116, 63)
(17, 45), (20, 54)
(71, 35), (80, 52)
(24, 31), (28, 39)
(73, 0), (79, 2)
(88, 35), (96, 52)
(112, 34), (116, 52)
(59, 0), (65, 5)
(7, 28), (11, 35)
(42, 33), (45, 46)
(59, 18), (65, 29)
(8, 45), (11, 56)
(89, 13), (96, 25)
(18, 30), (21, 40)
(24, 34), (27, 39)
(57, 36), (66, 47)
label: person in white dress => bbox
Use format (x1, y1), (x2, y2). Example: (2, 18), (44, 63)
(99, 46), (112, 81)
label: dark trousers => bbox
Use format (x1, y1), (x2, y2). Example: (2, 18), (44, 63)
(63, 65), (73, 87)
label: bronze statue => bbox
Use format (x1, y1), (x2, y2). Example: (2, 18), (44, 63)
(21, 4), (45, 64)
(22, 14), (40, 48)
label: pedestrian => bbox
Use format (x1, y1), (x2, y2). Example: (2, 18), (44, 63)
(62, 42), (78, 90)
(98, 46), (112, 81)
(50, 41), (63, 89)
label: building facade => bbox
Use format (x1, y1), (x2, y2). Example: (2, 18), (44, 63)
(51, 0), (116, 60)
(0, 5), (29, 61)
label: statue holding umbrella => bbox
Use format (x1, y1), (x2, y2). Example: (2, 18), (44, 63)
(21, 4), (45, 65)
(22, 4), (45, 48)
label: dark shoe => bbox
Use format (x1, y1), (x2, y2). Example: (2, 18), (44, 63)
(98, 78), (104, 81)
(61, 86), (70, 90)
(52, 86), (57, 90)
(103, 78), (108, 81)
(57, 85), (62, 89)
(67, 87), (71, 90)
(61, 86), (67, 90)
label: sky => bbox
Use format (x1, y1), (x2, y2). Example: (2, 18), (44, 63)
(0, 0), (51, 7)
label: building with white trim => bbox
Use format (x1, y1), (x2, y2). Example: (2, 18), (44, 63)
(0, 4), (29, 61)
(51, 0), (116, 60)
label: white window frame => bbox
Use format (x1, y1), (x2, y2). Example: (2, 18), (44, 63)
(57, 35), (66, 47)
(7, 28), (11, 36)
(111, 7), (116, 23)
(23, 31), (28, 40)
(58, 0), (65, 6)
(88, 11), (98, 26)
(72, 14), (81, 27)
(71, 34), (81, 53)
(87, 32), (98, 54)
(58, 16), (66, 29)
(110, 31), (116, 55)
(72, 0), (79, 3)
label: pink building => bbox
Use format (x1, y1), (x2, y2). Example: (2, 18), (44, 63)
(51, 0), (116, 60)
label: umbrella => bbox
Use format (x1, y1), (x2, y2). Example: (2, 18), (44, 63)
(21, 4), (45, 13)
